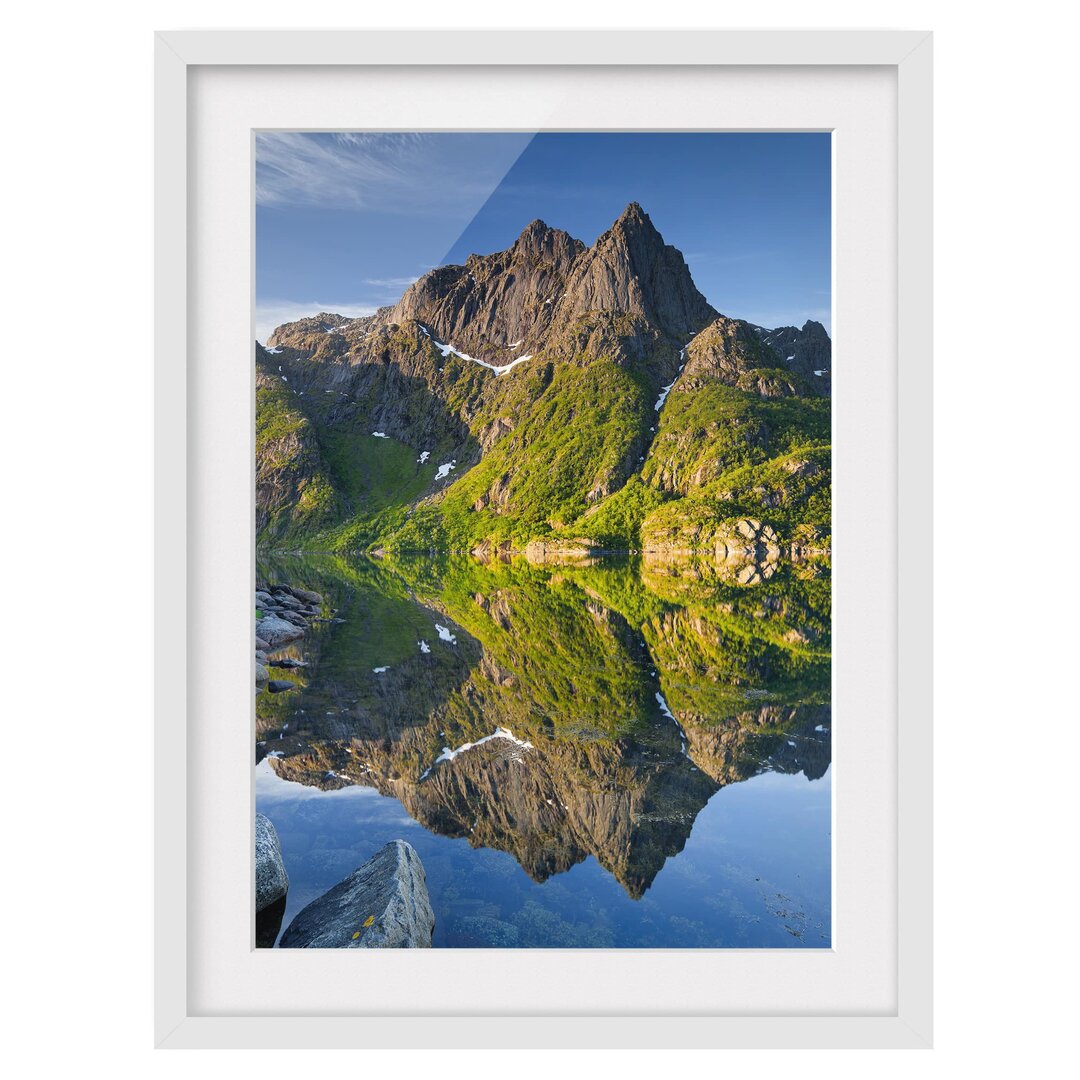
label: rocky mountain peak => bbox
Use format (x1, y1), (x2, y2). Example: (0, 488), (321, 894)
(559, 203), (716, 343)
(613, 200), (655, 233)
(510, 218), (585, 264)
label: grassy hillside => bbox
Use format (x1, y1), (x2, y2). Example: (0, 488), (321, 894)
(257, 334), (830, 553)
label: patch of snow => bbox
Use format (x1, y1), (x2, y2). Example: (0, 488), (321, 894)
(281, 375), (288, 383)
(417, 451), (431, 464)
(787, 740), (797, 748)
(372, 431), (389, 438)
(373, 666), (388, 674)
(434, 624), (457, 644)
(814, 370), (827, 377)
(418, 640), (431, 654)
(656, 692), (690, 757)
(786, 355), (795, 362)
(421, 325), (534, 376)
(265, 346), (283, 355)
(506, 340), (523, 348)
(655, 351), (688, 411)
(815, 725), (828, 733)
(434, 727), (534, 765)
(434, 460), (456, 481)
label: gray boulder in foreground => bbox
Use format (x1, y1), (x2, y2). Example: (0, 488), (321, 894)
(255, 813), (289, 913)
(279, 840), (435, 949)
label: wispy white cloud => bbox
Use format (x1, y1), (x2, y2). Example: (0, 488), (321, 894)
(255, 132), (532, 212)
(254, 300), (379, 345)
(255, 133), (426, 209)
(362, 276), (421, 290)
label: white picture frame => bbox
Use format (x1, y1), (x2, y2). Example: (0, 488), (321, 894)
(155, 28), (932, 1049)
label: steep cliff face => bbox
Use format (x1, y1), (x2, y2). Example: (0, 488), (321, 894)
(387, 220), (586, 358)
(556, 203), (716, 344)
(256, 203), (831, 552)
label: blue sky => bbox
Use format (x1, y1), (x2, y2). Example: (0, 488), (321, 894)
(256, 132), (830, 342)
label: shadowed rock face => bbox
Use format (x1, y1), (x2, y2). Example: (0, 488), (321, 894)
(271, 205), (715, 371)
(255, 553), (831, 900)
(387, 220), (587, 357)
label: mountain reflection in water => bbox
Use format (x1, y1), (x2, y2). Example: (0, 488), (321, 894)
(255, 552), (832, 947)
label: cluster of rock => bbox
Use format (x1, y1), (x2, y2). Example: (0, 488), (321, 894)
(254, 583), (324, 693)
(254, 817), (434, 949)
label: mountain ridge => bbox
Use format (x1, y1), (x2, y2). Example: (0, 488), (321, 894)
(256, 203), (831, 552)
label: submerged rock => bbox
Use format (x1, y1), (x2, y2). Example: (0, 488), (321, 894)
(278, 840), (435, 949)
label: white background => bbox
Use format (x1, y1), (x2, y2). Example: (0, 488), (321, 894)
(2, 0), (1074, 1073)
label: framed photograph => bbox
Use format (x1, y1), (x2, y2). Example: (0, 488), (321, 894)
(156, 28), (932, 1048)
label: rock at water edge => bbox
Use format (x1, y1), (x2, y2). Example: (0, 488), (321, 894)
(256, 614), (305, 647)
(255, 813), (289, 912)
(278, 840), (435, 949)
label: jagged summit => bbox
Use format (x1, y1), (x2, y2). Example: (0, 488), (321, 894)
(559, 203), (716, 342)
(262, 206), (827, 401)
(509, 218), (586, 262)
(613, 200), (655, 231)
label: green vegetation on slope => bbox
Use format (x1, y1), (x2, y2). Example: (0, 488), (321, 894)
(641, 382), (830, 495)
(255, 382), (342, 538)
(257, 337), (831, 552)
(375, 358), (653, 551)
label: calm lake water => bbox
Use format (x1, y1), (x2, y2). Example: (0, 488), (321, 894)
(255, 552), (831, 948)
